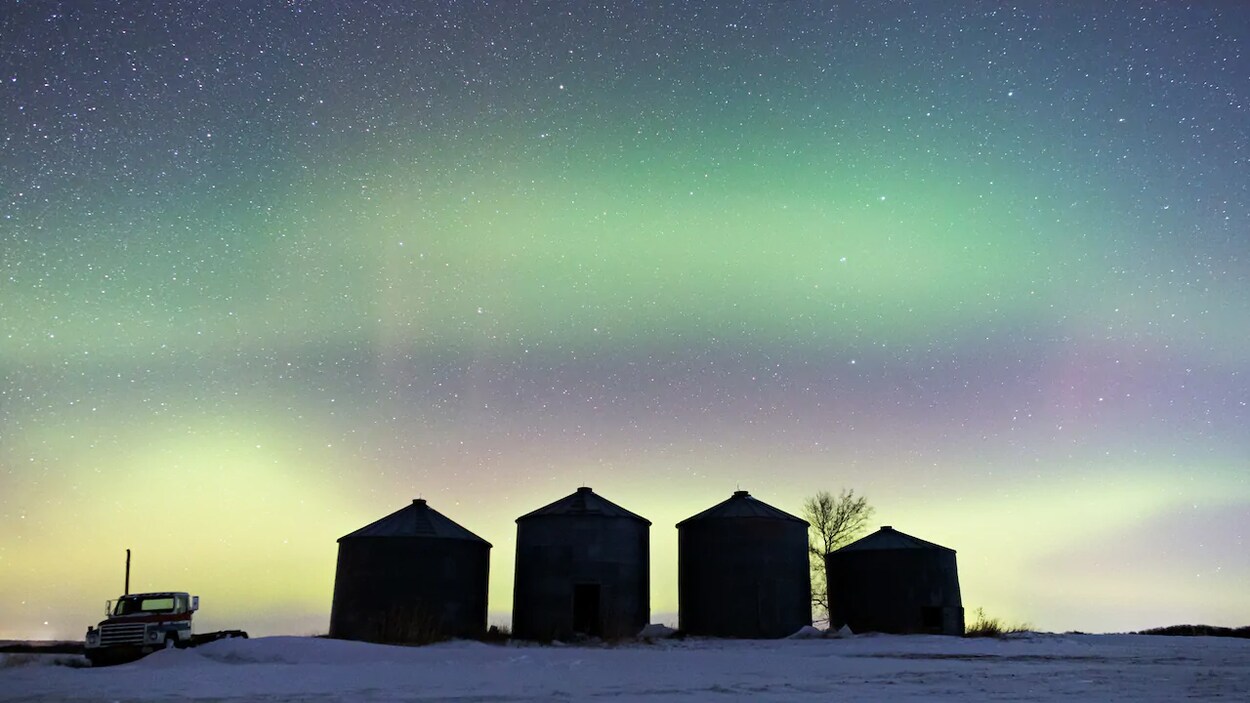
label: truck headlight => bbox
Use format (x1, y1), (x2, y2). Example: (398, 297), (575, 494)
(86, 631), (99, 646)
(148, 629), (161, 641)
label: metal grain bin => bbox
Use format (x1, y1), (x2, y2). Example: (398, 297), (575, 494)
(825, 526), (963, 635)
(677, 490), (811, 638)
(329, 499), (491, 643)
(512, 487), (650, 640)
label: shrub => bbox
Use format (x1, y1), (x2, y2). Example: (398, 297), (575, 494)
(480, 625), (511, 644)
(1136, 625), (1250, 639)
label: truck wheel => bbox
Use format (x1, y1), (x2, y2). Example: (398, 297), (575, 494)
(164, 636), (180, 650)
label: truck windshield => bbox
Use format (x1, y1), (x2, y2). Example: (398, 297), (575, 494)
(113, 596), (177, 615)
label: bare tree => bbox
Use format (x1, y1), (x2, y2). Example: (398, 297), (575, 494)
(803, 489), (874, 626)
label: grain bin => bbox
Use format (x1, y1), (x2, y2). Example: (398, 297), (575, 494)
(329, 499), (491, 643)
(512, 487), (650, 640)
(677, 490), (811, 637)
(825, 526), (963, 635)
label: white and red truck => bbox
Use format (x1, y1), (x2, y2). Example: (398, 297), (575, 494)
(84, 591), (246, 666)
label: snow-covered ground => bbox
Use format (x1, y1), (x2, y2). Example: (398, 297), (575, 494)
(2, 632), (1247, 701)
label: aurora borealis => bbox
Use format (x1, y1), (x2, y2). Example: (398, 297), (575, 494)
(2, 1), (1247, 640)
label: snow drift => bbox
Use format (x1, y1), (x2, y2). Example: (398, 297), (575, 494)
(2, 632), (1247, 701)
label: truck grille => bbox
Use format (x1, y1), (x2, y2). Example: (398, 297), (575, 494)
(99, 622), (146, 646)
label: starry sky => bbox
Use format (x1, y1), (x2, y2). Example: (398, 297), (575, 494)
(2, 1), (1248, 640)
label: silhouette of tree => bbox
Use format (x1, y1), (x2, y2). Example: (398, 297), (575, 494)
(803, 489), (873, 626)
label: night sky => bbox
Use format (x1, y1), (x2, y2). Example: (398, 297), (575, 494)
(3, 1), (1248, 639)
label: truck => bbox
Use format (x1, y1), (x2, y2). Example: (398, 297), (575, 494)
(84, 591), (247, 666)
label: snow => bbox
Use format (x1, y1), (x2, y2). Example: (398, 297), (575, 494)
(785, 625), (826, 639)
(2, 633), (1248, 701)
(638, 623), (678, 639)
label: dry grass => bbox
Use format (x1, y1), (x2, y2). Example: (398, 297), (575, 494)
(964, 608), (1032, 638)
(367, 604), (448, 646)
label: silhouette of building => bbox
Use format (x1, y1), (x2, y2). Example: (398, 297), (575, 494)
(825, 526), (963, 635)
(677, 490), (811, 638)
(512, 487), (650, 640)
(329, 498), (491, 643)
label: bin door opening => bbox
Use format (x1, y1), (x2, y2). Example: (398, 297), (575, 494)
(572, 583), (602, 637)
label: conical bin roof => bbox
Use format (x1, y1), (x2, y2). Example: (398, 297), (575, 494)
(516, 487), (651, 524)
(676, 490), (807, 527)
(832, 526), (953, 553)
(339, 499), (491, 545)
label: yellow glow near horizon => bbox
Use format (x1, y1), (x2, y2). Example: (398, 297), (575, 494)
(1, 411), (352, 639)
(4, 443), (1248, 639)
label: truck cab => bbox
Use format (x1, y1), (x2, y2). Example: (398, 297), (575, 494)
(84, 592), (198, 664)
